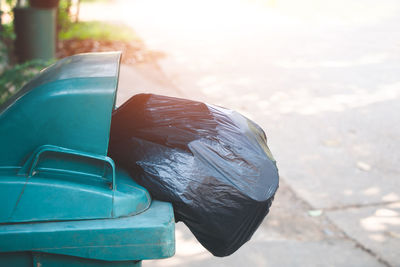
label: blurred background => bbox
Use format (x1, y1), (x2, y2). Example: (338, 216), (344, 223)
(1, 0), (399, 266)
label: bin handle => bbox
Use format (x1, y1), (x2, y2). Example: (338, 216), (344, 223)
(19, 145), (116, 190)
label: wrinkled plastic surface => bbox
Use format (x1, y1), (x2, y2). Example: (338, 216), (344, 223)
(108, 94), (279, 257)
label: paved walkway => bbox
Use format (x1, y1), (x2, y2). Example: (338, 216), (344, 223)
(82, 1), (400, 266)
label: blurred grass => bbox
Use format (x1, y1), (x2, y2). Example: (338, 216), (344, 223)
(1, 10), (140, 106)
(0, 23), (16, 41)
(0, 59), (54, 105)
(0, 19), (53, 106)
(59, 21), (140, 42)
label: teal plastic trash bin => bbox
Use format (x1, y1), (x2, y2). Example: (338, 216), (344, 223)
(0, 52), (175, 266)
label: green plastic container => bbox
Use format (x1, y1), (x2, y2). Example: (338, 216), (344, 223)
(14, 7), (56, 62)
(0, 52), (175, 266)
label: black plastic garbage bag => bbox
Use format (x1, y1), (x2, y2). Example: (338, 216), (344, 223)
(108, 94), (279, 257)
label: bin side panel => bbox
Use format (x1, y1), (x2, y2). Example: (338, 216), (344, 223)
(0, 201), (175, 261)
(0, 77), (116, 167)
(0, 52), (121, 168)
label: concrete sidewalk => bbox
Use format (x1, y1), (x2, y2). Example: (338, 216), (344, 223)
(84, 0), (400, 266)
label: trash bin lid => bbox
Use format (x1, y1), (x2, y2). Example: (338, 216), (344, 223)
(0, 52), (152, 223)
(0, 52), (121, 165)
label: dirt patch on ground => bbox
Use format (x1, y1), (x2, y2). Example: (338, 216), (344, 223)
(57, 39), (165, 64)
(262, 179), (345, 241)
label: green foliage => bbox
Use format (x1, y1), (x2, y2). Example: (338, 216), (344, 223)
(0, 0), (136, 106)
(0, 1), (57, 105)
(59, 21), (138, 42)
(58, 0), (73, 31)
(0, 42), (8, 67)
(5, 0), (17, 7)
(0, 59), (53, 105)
(0, 23), (16, 41)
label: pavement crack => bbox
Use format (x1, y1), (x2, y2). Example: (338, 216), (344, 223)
(279, 177), (393, 267)
(345, 233), (392, 267)
(323, 206), (393, 267)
